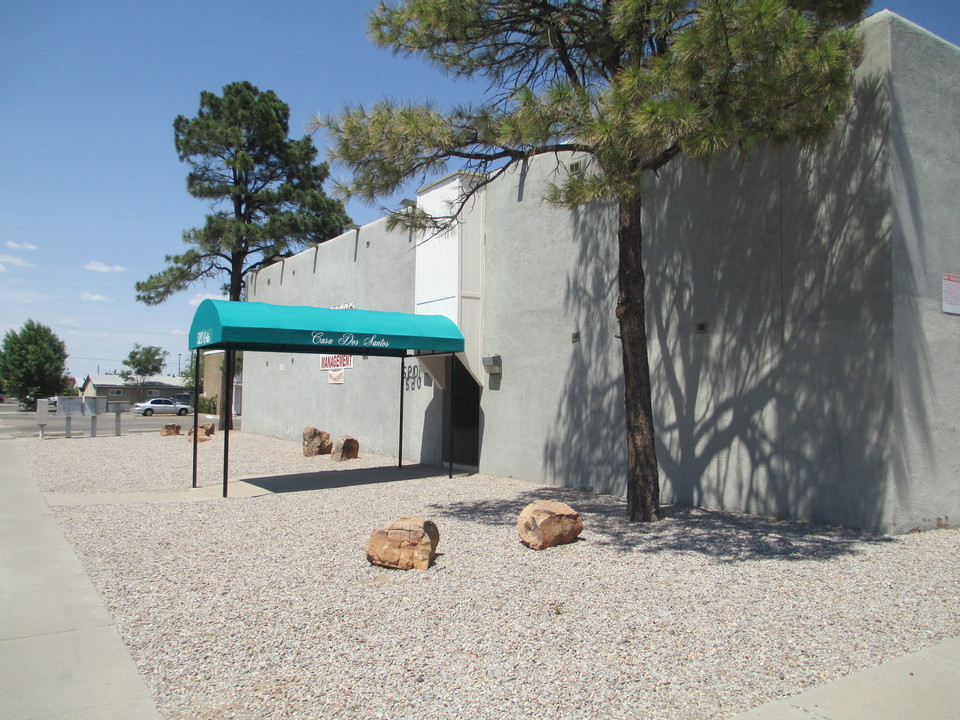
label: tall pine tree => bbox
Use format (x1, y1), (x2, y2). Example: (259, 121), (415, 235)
(317, 0), (866, 521)
(139, 81), (350, 428)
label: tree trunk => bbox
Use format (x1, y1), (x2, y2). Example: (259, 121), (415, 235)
(616, 200), (661, 522)
(218, 256), (244, 431)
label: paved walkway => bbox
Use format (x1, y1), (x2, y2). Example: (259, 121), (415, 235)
(0, 433), (161, 719)
(2, 427), (957, 719)
(728, 636), (960, 719)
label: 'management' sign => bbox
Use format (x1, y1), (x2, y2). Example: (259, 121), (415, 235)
(320, 354), (353, 370)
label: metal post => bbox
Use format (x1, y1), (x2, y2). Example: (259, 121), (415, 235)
(115, 411), (121, 437)
(192, 350), (200, 488)
(90, 415), (97, 438)
(65, 416), (72, 439)
(222, 349), (233, 498)
(398, 356), (404, 468)
(448, 356), (454, 479)
(223, 419), (230, 498)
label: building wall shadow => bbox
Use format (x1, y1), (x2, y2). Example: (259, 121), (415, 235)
(644, 74), (893, 529)
(544, 74), (899, 531)
(542, 197), (627, 495)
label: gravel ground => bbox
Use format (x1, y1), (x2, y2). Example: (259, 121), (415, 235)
(27, 431), (397, 494)
(18, 433), (960, 720)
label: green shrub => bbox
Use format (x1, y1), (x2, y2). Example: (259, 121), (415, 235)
(198, 395), (218, 414)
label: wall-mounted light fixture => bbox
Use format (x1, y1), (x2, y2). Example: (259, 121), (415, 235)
(400, 199), (418, 209)
(481, 354), (502, 374)
(344, 222), (361, 231)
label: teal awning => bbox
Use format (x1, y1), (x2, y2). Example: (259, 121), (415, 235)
(189, 299), (464, 357)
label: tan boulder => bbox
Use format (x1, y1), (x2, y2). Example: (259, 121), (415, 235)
(160, 423), (181, 437)
(188, 423), (215, 439)
(192, 435), (212, 443)
(303, 427), (333, 456)
(332, 436), (360, 461)
(517, 500), (584, 550)
(366, 516), (440, 570)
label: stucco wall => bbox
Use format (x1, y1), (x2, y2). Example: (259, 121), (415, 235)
(478, 157), (627, 492)
(887, 14), (960, 531)
(645, 18), (896, 530)
(478, 12), (958, 532)
(239, 12), (957, 533)
(242, 216), (444, 462)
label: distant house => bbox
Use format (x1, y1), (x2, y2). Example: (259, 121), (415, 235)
(79, 374), (188, 403)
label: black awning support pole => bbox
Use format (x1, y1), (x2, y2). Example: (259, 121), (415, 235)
(222, 349), (233, 498)
(398, 356), (405, 468)
(223, 420), (230, 498)
(448, 355), (454, 479)
(192, 349), (200, 488)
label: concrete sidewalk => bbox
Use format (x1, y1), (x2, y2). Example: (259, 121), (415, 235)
(727, 636), (960, 719)
(0, 434), (161, 719)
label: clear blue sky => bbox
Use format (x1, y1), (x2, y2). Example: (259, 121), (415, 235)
(1, 2), (957, 383)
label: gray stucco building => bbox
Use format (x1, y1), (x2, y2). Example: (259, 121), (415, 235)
(243, 11), (959, 533)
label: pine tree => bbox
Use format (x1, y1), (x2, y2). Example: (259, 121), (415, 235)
(139, 81), (350, 428)
(316, 0), (867, 521)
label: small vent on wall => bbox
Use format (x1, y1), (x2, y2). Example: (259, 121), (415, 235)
(695, 321), (708, 334)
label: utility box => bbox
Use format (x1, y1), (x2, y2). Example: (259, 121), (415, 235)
(56, 397), (85, 417)
(107, 401), (130, 414)
(35, 404), (52, 424)
(84, 397), (109, 415)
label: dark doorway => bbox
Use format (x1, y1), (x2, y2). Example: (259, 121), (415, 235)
(443, 356), (481, 468)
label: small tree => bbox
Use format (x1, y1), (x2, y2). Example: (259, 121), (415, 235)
(138, 81), (350, 429)
(318, 0), (866, 521)
(0, 319), (69, 409)
(120, 344), (169, 402)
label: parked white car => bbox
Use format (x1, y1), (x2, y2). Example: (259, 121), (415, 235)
(132, 398), (192, 416)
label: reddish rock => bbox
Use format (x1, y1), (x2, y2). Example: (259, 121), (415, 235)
(303, 427), (332, 456)
(188, 423), (215, 439)
(160, 424), (181, 437)
(517, 500), (584, 550)
(332, 436), (360, 461)
(366, 516), (440, 570)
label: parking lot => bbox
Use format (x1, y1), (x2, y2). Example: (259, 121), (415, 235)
(0, 399), (238, 438)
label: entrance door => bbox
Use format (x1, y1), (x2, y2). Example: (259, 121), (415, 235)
(443, 356), (481, 468)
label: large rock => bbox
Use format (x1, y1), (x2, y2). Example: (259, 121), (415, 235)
(517, 500), (584, 550)
(302, 427), (333, 456)
(332, 436), (360, 461)
(366, 516), (440, 571)
(160, 423), (181, 437)
(188, 423), (215, 439)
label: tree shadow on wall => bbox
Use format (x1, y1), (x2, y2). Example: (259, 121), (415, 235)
(545, 74), (900, 532)
(541, 196), (627, 495)
(644, 74), (895, 530)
